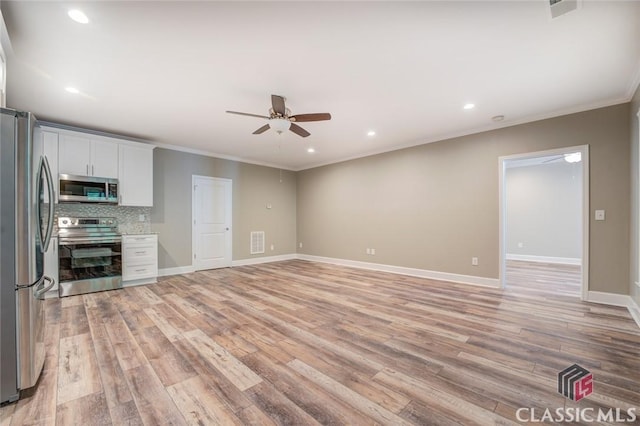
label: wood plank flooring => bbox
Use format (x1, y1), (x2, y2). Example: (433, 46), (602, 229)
(2, 259), (639, 425)
(505, 260), (582, 297)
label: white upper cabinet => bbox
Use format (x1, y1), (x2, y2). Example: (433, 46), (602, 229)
(41, 126), (154, 206)
(58, 133), (118, 178)
(91, 139), (119, 178)
(118, 144), (154, 207)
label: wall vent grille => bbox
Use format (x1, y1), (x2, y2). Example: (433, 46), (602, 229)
(250, 231), (265, 255)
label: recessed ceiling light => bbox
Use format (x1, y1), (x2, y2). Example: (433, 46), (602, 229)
(492, 115), (505, 122)
(367, 130), (376, 136)
(65, 87), (80, 94)
(68, 9), (89, 24)
(463, 103), (475, 110)
(307, 148), (315, 154)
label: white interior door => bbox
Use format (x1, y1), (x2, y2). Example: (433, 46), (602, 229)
(192, 176), (232, 270)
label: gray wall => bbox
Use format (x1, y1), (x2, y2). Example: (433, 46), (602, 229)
(151, 149), (296, 269)
(505, 162), (582, 260)
(631, 84), (640, 303)
(297, 104), (630, 294)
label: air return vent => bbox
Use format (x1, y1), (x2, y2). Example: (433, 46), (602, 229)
(250, 231), (265, 255)
(549, 0), (580, 19)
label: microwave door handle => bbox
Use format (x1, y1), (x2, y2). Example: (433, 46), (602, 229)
(41, 156), (55, 252)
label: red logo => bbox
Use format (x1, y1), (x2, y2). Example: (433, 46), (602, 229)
(558, 364), (593, 401)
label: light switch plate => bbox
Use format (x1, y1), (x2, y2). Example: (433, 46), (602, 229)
(595, 210), (605, 221)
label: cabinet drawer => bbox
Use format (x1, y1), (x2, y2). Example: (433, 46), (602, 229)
(123, 235), (157, 244)
(123, 263), (157, 281)
(124, 245), (156, 264)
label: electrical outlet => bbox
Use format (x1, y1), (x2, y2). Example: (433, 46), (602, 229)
(472, 257), (479, 266)
(299, 242), (303, 248)
(270, 244), (275, 251)
(366, 248), (371, 255)
(595, 210), (605, 221)
(371, 248), (376, 255)
(517, 242), (524, 248)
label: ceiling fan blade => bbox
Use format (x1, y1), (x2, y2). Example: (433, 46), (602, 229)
(252, 124), (271, 135)
(290, 113), (332, 122)
(226, 111), (270, 119)
(289, 123), (310, 138)
(271, 95), (286, 116)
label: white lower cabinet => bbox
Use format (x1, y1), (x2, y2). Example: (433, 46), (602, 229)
(44, 237), (59, 298)
(122, 234), (158, 284)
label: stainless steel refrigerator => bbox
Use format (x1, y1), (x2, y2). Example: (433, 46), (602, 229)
(1, 107), (55, 403)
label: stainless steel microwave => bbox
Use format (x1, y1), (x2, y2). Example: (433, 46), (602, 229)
(59, 174), (118, 204)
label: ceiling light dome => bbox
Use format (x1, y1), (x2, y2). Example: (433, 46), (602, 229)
(269, 118), (291, 134)
(564, 152), (581, 163)
(68, 9), (89, 24)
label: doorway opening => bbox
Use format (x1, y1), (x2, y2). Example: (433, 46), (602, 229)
(499, 146), (589, 299)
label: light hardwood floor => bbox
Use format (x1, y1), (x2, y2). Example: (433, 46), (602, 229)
(2, 260), (639, 425)
(505, 260), (582, 298)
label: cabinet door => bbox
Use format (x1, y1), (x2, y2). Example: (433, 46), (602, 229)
(42, 131), (59, 203)
(58, 134), (91, 176)
(91, 140), (119, 178)
(118, 145), (153, 206)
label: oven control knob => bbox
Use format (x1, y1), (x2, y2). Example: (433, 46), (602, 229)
(107, 220), (113, 225)
(62, 219), (68, 225)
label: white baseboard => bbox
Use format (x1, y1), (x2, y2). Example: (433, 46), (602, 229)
(232, 254), (298, 267)
(506, 253), (581, 266)
(158, 265), (196, 277)
(628, 297), (640, 329)
(297, 254), (500, 288)
(586, 291), (631, 307)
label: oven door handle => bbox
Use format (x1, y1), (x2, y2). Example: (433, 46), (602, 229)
(59, 238), (122, 245)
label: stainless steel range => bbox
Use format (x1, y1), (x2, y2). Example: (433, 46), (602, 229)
(57, 217), (122, 297)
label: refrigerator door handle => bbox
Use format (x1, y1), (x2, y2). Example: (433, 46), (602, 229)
(40, 156), (55, 253)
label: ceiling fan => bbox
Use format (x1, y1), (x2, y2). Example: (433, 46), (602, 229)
(226, 94), (331, 138)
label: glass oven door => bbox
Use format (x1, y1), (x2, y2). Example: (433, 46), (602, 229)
(58, 238), (122, 297)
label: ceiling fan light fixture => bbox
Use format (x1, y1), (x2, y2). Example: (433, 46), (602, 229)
(270, 118), (291, 134)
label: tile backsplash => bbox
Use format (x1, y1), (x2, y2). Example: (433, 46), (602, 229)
(55, 204), (152, 234)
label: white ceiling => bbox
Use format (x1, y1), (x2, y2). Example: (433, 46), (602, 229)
(2, 1), (639, 171)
